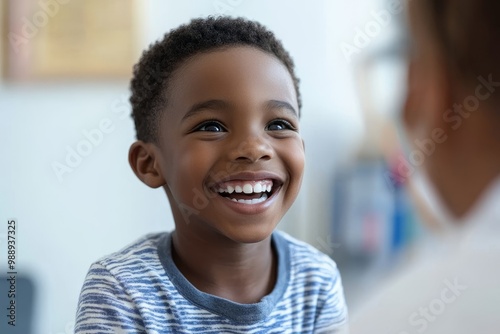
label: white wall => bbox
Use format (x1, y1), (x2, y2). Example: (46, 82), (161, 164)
(0, 0), (392, 332)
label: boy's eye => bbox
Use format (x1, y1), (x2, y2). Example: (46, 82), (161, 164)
(266, 119), (296, 131)
(195, 121), (226, 132)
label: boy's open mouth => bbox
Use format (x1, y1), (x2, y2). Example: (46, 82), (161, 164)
(213, 179), (280, 204)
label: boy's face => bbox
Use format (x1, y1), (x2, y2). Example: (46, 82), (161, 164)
(155, 46), (304, 244)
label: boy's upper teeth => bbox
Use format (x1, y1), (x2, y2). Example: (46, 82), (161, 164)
(217, 180), (273, 194)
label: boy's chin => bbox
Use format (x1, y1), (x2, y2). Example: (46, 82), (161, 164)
(220, 224), (277, 245)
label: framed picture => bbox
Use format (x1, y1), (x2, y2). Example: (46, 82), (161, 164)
(3, 0), (138, 80)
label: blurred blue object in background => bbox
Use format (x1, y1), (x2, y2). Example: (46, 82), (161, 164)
(0, 275), (35, 334)
(331, 158), (423, 308)
(332, 159), (419, 260)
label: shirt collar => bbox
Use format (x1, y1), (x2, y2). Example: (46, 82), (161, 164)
(413, 172), (500, 239)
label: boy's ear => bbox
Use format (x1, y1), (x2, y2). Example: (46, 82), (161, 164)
(128, 141), (166, 188)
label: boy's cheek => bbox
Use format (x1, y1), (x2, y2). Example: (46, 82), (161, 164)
(286, 140), (306, 172)
(279, 142), (305, 195)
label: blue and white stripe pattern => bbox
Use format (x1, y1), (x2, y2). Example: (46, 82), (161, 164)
(75, 231), (348, 333)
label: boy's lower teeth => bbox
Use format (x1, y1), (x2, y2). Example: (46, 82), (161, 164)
(229, 193), (268, 204)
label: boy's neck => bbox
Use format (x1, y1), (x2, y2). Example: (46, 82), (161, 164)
(171, 229), (277, 304)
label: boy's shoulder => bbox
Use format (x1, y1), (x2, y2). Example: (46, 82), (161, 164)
(274, 230), (339, 274)
(94, 232), (168, 268)
(91, 230), (340, 280)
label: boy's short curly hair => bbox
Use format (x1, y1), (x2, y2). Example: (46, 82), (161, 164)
(130, 16), (301, 143)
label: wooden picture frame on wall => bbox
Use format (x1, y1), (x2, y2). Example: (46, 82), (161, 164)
(4, 0), (139, 81)
(1, 0), (7, 78)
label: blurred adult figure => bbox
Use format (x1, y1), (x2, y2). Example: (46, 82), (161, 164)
(351, 1), (500, 333)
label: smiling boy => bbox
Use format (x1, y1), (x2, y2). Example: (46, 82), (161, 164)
(75, 17), (347, 333)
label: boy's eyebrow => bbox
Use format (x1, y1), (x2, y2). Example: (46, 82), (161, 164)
(265, 100), (298, 117)
(182, 99), (298, 121)
(182, 100), (228, 121)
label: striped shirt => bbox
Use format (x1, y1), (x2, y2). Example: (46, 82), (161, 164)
(75, 231), (348, 333)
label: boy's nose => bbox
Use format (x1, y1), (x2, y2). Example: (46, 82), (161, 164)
(228, 134), (274, 163)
